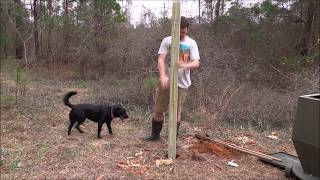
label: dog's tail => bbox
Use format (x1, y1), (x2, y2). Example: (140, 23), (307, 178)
(63, 91), (77, 109)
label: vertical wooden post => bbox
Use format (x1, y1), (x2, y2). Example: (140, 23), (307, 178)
(168, 0), (180, 160)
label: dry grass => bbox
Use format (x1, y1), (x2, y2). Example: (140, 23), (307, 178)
(0, 71), (299, 179)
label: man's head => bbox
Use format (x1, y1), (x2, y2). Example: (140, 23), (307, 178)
(180, 16), (189, 40)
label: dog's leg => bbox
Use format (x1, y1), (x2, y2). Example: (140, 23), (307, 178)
(68, 111), (79, 135)
(106, 122), (113, 135)
(75, 122), (84, 133)
(97, 122), (103, 138)
(68, 120), (76, 135)
(69, 110), (85, 135)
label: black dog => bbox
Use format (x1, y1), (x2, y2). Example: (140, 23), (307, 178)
(63, 91), (129, 138)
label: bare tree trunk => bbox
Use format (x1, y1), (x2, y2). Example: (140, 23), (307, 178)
(63, 0), (69, 63)
(215, 0), (221, 18)
(65, 0), (69, 19)
(198, 0), (201, 24)
(204, 0), (214, 23)
(78, 0), (86, 77)
(299, 0), (304, 25)
(33, 0), (39, 58)
(77, 0), (83, 24)
(220, 0), (225, 16)
(300, 0), (317, 56)
(125, 0), (132, 24)
(93, 0), (106, 76)
(210, 1), (214, 23)
(0, 1), (9, 58)
(14, 0), (24, 60)
(47, 0), (52, 59)
(39, 0), (43, 57)
(3, 1), (15, 58)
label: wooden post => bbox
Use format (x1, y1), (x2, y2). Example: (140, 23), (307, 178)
(168, 0), (180, 160)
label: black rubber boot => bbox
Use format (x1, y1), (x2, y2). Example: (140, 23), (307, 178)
(142, 119), (163, 141)
(177, 121), (181, 137)
(176, 122), (181, 149)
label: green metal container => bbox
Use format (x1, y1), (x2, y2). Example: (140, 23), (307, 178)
(292, 93), (320, 178)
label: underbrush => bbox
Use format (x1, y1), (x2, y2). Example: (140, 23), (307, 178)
(2, 63), (318, 132)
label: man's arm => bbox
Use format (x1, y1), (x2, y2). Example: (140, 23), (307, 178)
(158, 54), (167, 79)
(177, 59), (200, 69)
(158, 54), (169, 89)
(179, 39), (200, 69)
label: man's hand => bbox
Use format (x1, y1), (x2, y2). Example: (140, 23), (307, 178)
(177, 59), (187, 69)
(177, 59), (200, 69)
(160, 76), (169, 90)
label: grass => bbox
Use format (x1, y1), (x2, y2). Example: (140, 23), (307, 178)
(127, 105), (153, 130)
(61, 147), (80, 162)
(0, 126), (4, 136)
(11, 156), (22, 170)
(10, 147), (24, 171)
(67, 79), (89, 88)
(0, 148), (8, 167)
(0, 94), (16, 106)
(186, 112), (202, 125)
(104, 142), (113, 150)
(87, 143), (97, 152)
(8, 124), (25, 133)
(38, 143), (50, 158)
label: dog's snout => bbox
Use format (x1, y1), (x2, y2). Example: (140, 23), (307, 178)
(121, 114), (129, 120)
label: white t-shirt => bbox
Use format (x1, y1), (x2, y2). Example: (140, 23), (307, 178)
(158, 36), (200, 89)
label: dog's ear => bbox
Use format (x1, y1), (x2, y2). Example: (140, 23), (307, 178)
(113, 105), (122, 112)
(114, 104), (123, 110)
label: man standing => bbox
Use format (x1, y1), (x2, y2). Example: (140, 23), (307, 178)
(143, 16), (200, 141)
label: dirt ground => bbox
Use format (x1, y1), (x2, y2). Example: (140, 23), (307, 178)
(1, 74), (297, 179)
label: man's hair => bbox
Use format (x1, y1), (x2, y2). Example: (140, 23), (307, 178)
(180, 16), (189, 29)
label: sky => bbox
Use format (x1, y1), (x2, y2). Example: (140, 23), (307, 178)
(117, 0), (264, 26)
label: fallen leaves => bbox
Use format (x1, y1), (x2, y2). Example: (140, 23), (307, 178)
(134, 151), (143, 157)
(116, 151), (150, 176)
(96, 175), (105, 180)
(235, 136), (257, 145)
(266, 132), (279, 140)
(155, 159), (173, 167)
(116, 159), (148, 175)
(227, 160), (239, 167)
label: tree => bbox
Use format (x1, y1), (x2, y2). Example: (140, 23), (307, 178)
(33, 0), (39, 58)
(251, 0), (319, 56)
(299, 0), (319, 56)
(0, 0), (11, 58)
(215, 0), (221, 18)
(0, 0), (27, 60)
(202, 0), (227, 23)
(92, 0), (125, 75)
(204, 0), (214, 23)
(47, 0), (53, 58)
